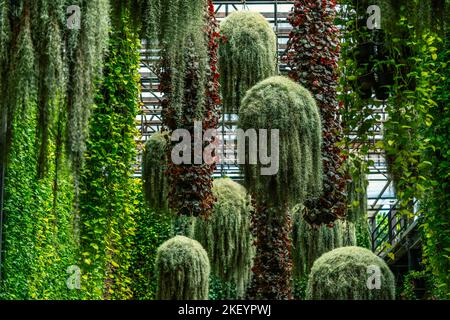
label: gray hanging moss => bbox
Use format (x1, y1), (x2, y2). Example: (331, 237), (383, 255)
(239, 76), (322, 207)
(156, 236), (210, 300)
(292, 207), (356, 280)
(306, 246), (395, 300)
(219, 11), (277, 113)
(146, 0), (208, 120)
(193, 178), (254, 299)
(142, 132), (169, 210)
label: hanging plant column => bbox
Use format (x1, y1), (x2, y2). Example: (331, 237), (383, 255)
(149, 0), (221, 218)
(239, 76), (322, 300)
(284, 0), (348, 226)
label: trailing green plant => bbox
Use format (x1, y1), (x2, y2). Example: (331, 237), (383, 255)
(193, 178), (254, 299)
(219, 11), (277, 114)
(239, 76), (322, 299)
(142, 132), (170, 210)
(129, 179), (173, 300)
(292, 208), (357, 282)
(340, 2), (449, 298)
(148, 0), (220, 218)
(284, 0), (349, 226)
(155, 235), (210, 300)
(78, 8), (140, 300)
(420, 33), (450, 299)
(0, 1), (79, 300)
(306, 246), (396, 300)
(346, 157), (371, 249)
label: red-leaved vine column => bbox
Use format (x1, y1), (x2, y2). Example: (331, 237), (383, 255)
(284, 0), (348, 225)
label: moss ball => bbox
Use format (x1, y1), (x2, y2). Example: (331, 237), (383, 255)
(238, 76), (322, 207)
(156, 235), (210, 300)
(219, 11), (277, 113)
(306, 246), (395, 300)
(193, 178), (254, 298)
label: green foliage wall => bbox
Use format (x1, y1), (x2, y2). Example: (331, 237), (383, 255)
(193, 178), (254, 299)
(219, 11), (277, 113)
(130, 181), (172, 300)
(78, 10), (140, 300)
(239, 76), (322, 299)
(306, 246), (396, 300)
(420, 35), (450, 298)
(156, 235), (210, 300)
(0, 1), (84, 300)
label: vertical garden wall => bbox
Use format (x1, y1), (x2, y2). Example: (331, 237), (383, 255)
(0, 0), (448, 302)
(0, 0), (109, 299)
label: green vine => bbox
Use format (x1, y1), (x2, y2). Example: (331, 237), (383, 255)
(78, 9), (140, 299)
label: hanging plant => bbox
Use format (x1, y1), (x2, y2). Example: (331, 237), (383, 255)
(306, 246), (396, 300)
(284, 0), (349, 226)
(142, 132), (170, 211)
(0, 1), (78, 299)
(78, 7), (140, 299)
(148, 0), (220, 218)
(346, 156), (371, 248)
(219, 11), (277, 114)
(239, 76), (322, 300)
(193, 178), (254, 299)
(291, 207), (356, 284)
(155, 235), (210, 300)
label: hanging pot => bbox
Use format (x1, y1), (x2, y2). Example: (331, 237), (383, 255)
(355, 41), (376, 64)
(357, 72), (375, 99)
(374, 65), (394, 101)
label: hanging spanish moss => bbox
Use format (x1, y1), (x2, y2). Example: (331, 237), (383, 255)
(0, 1), (78, 299)
(306, 246), (396, 300)
(284, 0), (348, 226)
(156, 236), (210, 300)
(148, 0), (220, 218)
(0, 0), (110, 184)
(66, 0), (110, 171)
(219, 11), (277, 114)
(193, 178), (254, 299)
(142, 132), (170, 210)
(239, 76), (322, 299)
(291, 207), (356, 281)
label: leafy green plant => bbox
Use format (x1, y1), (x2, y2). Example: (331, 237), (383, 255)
(78, 8), (140, 300)
(219, 11), (277, 113)
(0, 1), (79, 300)
(193, 178), (254, 299)
(306, 246), (396, 300)
(239, 76), (322, 299)
(155, 235), (210, 300)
